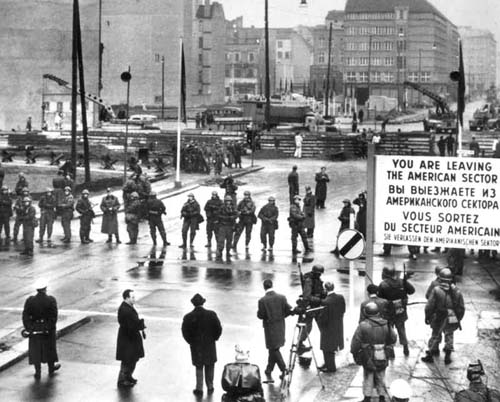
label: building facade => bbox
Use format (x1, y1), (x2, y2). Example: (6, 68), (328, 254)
(458, 26), (497, 99)
(343, 0), (459, 109)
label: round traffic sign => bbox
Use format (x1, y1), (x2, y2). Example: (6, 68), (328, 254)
(336, 229), (365, 260)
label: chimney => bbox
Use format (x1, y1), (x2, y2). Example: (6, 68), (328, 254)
(204, 0), (210, 17)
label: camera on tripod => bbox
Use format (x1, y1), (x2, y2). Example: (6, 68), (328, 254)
(467, 360), (485, 381)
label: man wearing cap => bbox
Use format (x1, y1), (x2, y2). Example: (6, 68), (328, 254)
(351, 302), (397, 402)
(22, 279), (60, 379)
(220, 173), (238, 206)
(146, 192), (169, 247)
(204, 191), (223, 248)
(75, 189), (95, 244)
(257, 279), (293, 381)
(19, 197), (37, 256)
(288, 165), (299, 203)
(15, 172), (29, 196)
(289, 195), (311, 255)
(37, 188), (57, 244)
(180, 193), (202, 249)
(360, 284), (388, 322)
(116, 289), (146, 387)
(314, 167), (330, 209)
(0, 185), (12, 243)
(258, 196), (279, 251)
(330, 199), (355, 256)
(12, 187), (30, 242)
(124, 192), (141, 244)
(215, 195), (239, 261)
(59, 186), (75, 243)
(303, 186), (315, 238)
(454, 362), (500, 402)
(232, 190), (257, 251)
(182, 293), (222, 396)
(100, 188), (121, 243)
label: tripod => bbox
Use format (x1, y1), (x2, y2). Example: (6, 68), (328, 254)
(280, 312), (325, 399)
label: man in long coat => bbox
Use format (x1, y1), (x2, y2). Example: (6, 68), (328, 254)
(182, 293), (222, 396)
(303, 186), (315, 238)
(116, 289), (145, 387)
(22, 279), (60, 379)
(258, 196), (279, 251)
(287, 165), (299, 203)
(314, 167), (330, 209)
(101, 188), (121, 243)
(318, 282), (345, 372)
(59, 186), (74, 243)
(257, 279), (292, 381)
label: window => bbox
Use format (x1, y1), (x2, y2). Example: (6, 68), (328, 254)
(382, 72), (394, 82)
(154, 95), (162, 104)
(372, 57), (382, 66)
(234, 52), (240, 62)
(198, 37), (203, 49)
(359, 72), (368, 82)
(277, 51), (283, 59)
(198, 53), (203, 65)
(384, 57), (394, 66)
(247, 69), (255, 78)
(285, 51), (290, 59)
(225, 53), (231, 61)
(421, 72), (431, 82)
(234, 68), (242, 78)
(154, 53), (161, 63)
(359, 57), (369, 66)
(277, 40), (283, 48)
(359, 42), (368, 51)
(319, 37), (325, 47)
(408, 72), (419, 82)
(371, 71), (381, 82)
(248, 52), (255, 62)
(225, 68), (231, 78)
(345, 71), (356, 82)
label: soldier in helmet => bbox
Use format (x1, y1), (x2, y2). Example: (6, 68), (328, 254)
(351, 302), (397, 402)
(37, 188), (56, 244)
(288, 195), (311, 255)
(220, 173), (238, 206)
(0, 185), (12, 243)
(257, 196), (279, 251)
(75, 189), (95, 244)
(125, 192), (141, 245)
(378, 267), (415, 356)
(204, 191), (223, 248)
(232, 190), (257, 251)
(19, 197), (37, 256)
(13, 187), (31, 242)
(59, 186), (75, 243)
(297, 265), (326, 353)
(15, 172), (29, 196)
(146, 192), (169, 247)
(215, 195), (238, 261)
(421, 268), (465, 365)
(180, 193), (202, 249)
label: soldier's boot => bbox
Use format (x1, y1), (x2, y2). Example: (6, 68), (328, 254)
(189, 232), (196, 248)
(232, 234), (240, 250)
(151, 234), (157, 246)
(160, 231), (169, 247)
(106, 235), (113, 243)
(403, 344), (409, 356)
(292, 239), (300, 254)
(115, 234), (121, 244)
(205, 236), (212, 247)
(261, 242), (267, 251)
(180, 233), (187, 248)
(379, 396), (386, 402)
(34, 363), (41, 380)
(444, 350), (452, 365)
(421, 351), (434, 363)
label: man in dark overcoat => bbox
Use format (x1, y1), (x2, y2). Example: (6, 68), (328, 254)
(287, 165), (299, 203)
(314, 167), (330, 208)
(75, 189), (95, 244)
(101, 188), (121, 243)
(257, 279), (292, 381)
(303, 186), (315, 238)
(258, 196), (279, 251)
(318, 282), (345, 372)
(180, 193), (202, 248)
(182, 293), (222, 396)
(204, 191), (223, 248)
(22, 279), (60, 379)
(116, 289), (145, 387)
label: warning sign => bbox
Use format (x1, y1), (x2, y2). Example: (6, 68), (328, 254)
(374, 156), (500, 250)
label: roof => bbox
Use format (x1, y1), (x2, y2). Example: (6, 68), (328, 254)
(326, 10), (345, 21)
(196, 2), (224, 20)
(345, 0), (448, 21)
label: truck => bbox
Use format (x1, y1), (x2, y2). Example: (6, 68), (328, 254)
(240, 100), (311, 128)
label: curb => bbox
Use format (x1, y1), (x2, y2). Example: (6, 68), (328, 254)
(0, 314), (90, 373)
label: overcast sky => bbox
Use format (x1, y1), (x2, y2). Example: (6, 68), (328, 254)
(217, 0), (500, 47)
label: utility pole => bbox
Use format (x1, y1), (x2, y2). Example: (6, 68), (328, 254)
(97, 0), (103, 126)
(367, 35), (373, 119)
(71, 0), (78, 179)
(161, 56), (165, 119)
(121, 68), (132, 184)
(264, 0), (271, 130)
(325, 22), (333, 119)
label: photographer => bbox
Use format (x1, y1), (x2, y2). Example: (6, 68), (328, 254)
(454, 361), (500, 401)
(297, 265), (326, 354)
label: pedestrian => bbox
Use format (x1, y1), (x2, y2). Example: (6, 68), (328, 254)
(353, 192), (367, 238)
(182, 293), (222, 397)
(352, 115), (358, 133)
(378, 267), (415, 356)
(469, 136), (480, 157)
(351, 302), (397, 402)
(146, 192), (169, 247)
(180, 193), (202, 249)
(37, 188), (56, 244)
(232, 190), (256, 251)
(331, 199), (355, 255)
(22, 279), (61, 379)
(429, 133), (436, 155)
(358, 108), (364, 124)
(15, 172), (29, 196)
(0, 185), (13, 243)
(289, 195), (311, 255)
(293, 132), (303, 158)
(13, 187), (30, 242)
(59, 186), (74, 243)
(220, 173), (238, 206)
(75, 189), (95, 244)
(19, 197), (37, 256)
(257, 279), (293, 382)
(234, 141), (243, 168)
(303, 186), (315, 238)
(359, 284), (389, 322)
(101, 188), (121, 243)
(215, 195), (238, 261)
(204, 191), (223, 248)
(297, 265), (325, 353)
(258, 196), (279, 251)
(437, 135), (446, 156)
(381, 118), (389, 133)
(124, 192), (141, 245)
(288, 165), (299, 204)
(116, 289), (146, 388)
(317, 282), (345, 373)
(421, 268), (465, 365)
(26, 116), (32, 132)
(446, 133), (455, 156)
(0, 162), (5, 187)
(314, 167), (329, 209)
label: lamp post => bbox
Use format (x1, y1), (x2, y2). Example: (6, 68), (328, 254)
(121, 68), (131, 184)
(396, 31), (404, 111)
(325, 22), (333, 119)
(161, 55), (165, 119)
(367, 34), (373, 119)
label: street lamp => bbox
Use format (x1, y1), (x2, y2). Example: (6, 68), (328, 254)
(120, 68), (131, 184)
(161, 56), (165, 119)
(367, 34), (373, 118)
(396, 31), (405, 111)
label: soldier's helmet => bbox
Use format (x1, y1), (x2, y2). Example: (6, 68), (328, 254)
(438, 268), (453, 282)
(1, 186), (7, 191)
(64, 186), (71, 192)
(82, 189), (90, 195)
(268, 196), (275, 201)
(389, 379), (411, 400)
(22, 197), (32, 203)
(211, 191), (218, 197)
(312, 264), (325, 274)
(364, 302), (379, 316)
(293, 195), (301, 201)
(244, 191), (251, 196)
(22, 187), (29, 194)
(46, 187), (53, 193)
(130, 192), (139, 198)
(149, 191), (157, 197)
(224, 195), (232, 202)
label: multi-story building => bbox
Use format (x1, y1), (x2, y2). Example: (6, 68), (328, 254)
(309, 11), (345, 99)
(458, 26), (497, 99)
(343, 0), (459, 109)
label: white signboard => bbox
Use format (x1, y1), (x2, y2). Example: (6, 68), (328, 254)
(374, 155), (500, 250)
